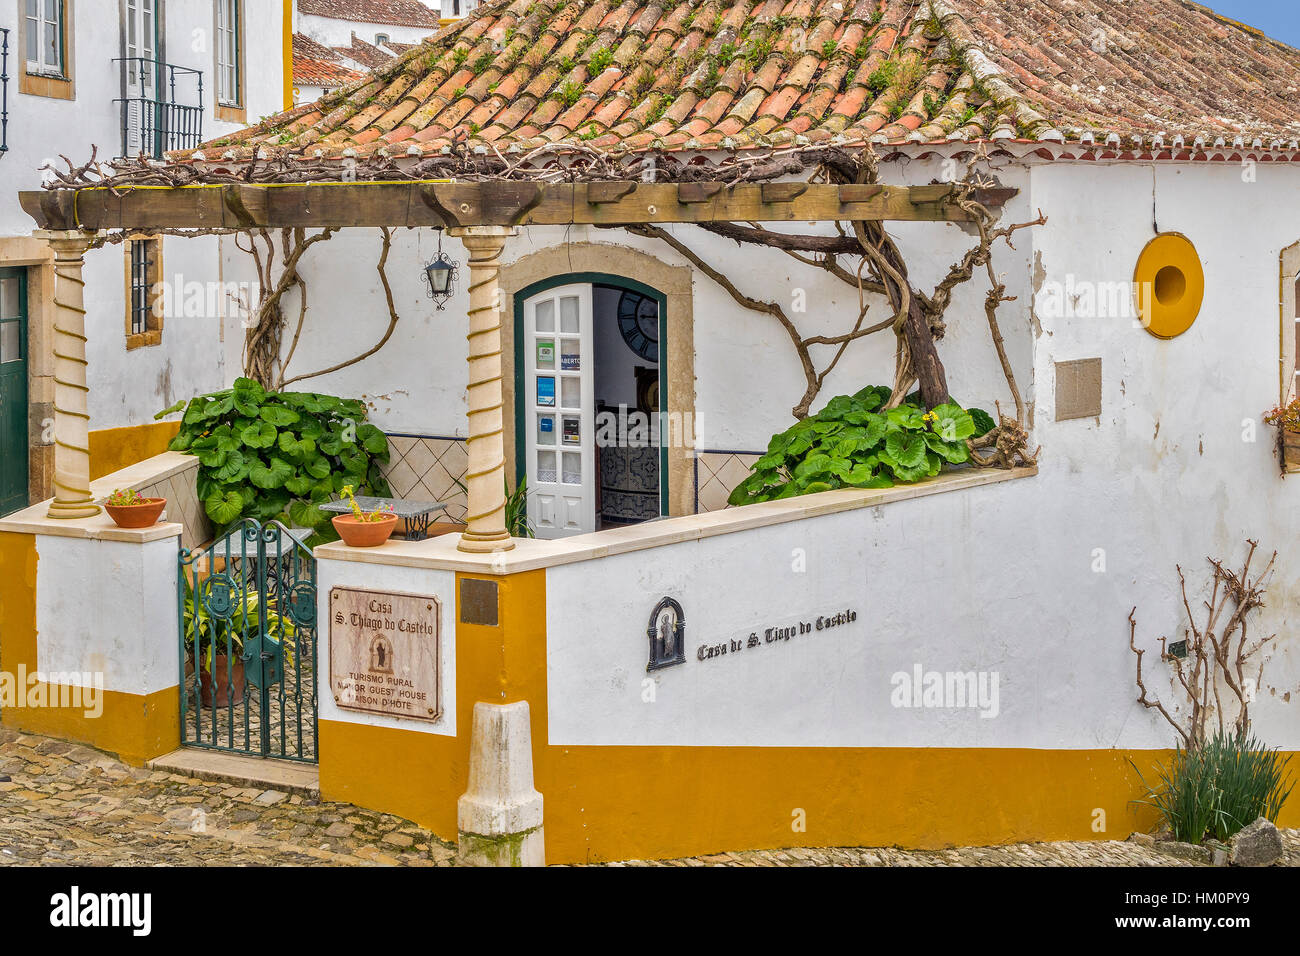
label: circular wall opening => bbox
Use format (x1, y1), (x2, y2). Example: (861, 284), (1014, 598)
(1132, 233), (1205, 339)
(1154, 265), (1186, 305)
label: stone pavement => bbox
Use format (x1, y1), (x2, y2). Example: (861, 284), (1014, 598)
(1, 728), (1296, 867)
(0, 727), (455, 866)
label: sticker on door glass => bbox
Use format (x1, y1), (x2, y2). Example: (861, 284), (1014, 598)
(538, 415), (555, 445)
(562, 417), (580, 445)
(537, 376), (556, 407)
(537, 340), (554, 368)
(561, 341), (580, 370)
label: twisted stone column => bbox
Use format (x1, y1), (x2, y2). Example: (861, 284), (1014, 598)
(451, 227), (517, 553)
(38, 231), (99, 519)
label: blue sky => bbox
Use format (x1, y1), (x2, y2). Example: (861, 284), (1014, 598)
(1201, 0), (1299, 47)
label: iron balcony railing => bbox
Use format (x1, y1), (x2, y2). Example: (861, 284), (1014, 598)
(1, 28), (10, 157)
(113, 57), (204, 160)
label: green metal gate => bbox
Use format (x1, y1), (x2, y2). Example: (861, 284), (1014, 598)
(179, 519), (318, 762)
(0, 268), (29, 517)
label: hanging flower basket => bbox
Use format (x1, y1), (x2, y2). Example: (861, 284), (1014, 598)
(1281, 429), (1300, 474)
(1264, 399), (1300, 475)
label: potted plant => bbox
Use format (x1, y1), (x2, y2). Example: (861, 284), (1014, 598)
(332, 484), (398, 547)
(1263, 398), (1300, 473)
(102, 488), (166, 528)
(182, 574), (298, 708)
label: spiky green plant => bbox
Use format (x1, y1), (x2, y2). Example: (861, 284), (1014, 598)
(1131, 729), (1294, 843)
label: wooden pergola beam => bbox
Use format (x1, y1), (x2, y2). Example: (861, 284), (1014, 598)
(19, 182), (1015, 232)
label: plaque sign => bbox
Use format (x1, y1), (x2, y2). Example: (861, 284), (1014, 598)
(330, 588), (442, 722)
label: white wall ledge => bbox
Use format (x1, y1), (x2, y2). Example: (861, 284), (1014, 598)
(315, 464), (1038, 574)
(0, 504), (182, 543)
(0, 451), (195, 542)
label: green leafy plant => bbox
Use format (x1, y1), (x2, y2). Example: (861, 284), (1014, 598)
(728, 386), (995, 506)
(558, 79), (583, 108)
(1131, 729), (1293, 843)
(506, 477), (534, 539)
(589, 47), (614, 73)
(182, 573), (297, 673)
(340, 484), (394, 523)
(159, 378), (391, 543)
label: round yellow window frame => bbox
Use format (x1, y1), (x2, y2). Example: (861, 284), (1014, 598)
(1133, 233), (1205, 339)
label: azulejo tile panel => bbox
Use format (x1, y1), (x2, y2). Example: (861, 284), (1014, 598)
(694, 451), (763, 514)
(379, 434), (468, 524)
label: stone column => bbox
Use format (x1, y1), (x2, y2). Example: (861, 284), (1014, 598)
(457, 701), (545, 866)
(35, 231), (99, 519)
(450, 226), (516, 553)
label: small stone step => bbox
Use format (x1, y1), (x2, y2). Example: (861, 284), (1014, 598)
(147, 749), (319, 799)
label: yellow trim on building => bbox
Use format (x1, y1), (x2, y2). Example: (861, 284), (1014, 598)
(315, 561), (1300, 863)
(284, 0), (295, 111)
(0, 531), (178, 766)
(320, 569), (547, 842)
(88, 421), (181, 481)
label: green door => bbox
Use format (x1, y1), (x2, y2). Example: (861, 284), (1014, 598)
(0, 269), (29, 516)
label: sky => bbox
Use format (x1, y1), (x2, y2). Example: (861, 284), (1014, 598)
(1201, 0), (1300, 47)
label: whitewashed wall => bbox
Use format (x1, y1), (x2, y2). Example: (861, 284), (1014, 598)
(34, 533), (180, 696)
(0, 0), (287, 429)
(297, 13), (435, 49)
(544, 158), (1300, 752)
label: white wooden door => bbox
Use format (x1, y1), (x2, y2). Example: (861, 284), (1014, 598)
(523, 284), (596, 538)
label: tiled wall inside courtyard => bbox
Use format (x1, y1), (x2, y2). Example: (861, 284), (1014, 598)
(693, 451), (763, 513)
(381, 435), (469, 523)
(379, 439), (759, 519)
(135, 460), (212, 552)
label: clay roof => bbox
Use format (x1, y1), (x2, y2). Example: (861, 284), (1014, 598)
(192, 0), (1300, 163)
(293, 33), (368, 88)
(334, 33), (403, 70)
(297, 0), (441, 29)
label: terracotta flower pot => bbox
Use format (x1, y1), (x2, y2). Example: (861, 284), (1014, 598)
(104, 497), (166, 528)
(333, 513), (399, 547)
(197, 654), (246, 709)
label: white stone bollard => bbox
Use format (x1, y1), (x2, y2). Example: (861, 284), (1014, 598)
(457, 701), (545, 866)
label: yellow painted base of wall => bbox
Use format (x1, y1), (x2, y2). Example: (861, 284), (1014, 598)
(0, 529), (178, 767)
(320, 719), (464, 842)
(89, 421), (181, 481)
(0, 686), (179, 767)
(316, 566), (1300, 864)
(320, 724), (1300, 863)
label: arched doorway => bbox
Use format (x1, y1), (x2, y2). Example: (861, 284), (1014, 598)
(514, 273), (669, 537)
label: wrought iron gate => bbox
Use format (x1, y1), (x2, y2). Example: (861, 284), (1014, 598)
(179, 519), (318, 762)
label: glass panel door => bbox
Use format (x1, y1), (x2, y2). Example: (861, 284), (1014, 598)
(523, 284), (595, 537)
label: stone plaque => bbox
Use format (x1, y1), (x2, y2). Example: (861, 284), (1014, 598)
(330, 587), (441, 722)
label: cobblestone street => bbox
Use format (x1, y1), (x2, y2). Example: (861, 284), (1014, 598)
(1, 729), (1295, 867)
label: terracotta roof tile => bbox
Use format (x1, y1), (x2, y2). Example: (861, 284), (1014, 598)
(190, 0), (1300, 162)
(298, 0), (440, 29)
(292, 33), (368, 88)
(333, 33), (403, 71)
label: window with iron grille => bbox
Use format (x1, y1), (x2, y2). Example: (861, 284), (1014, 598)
(125, 237), (163, 348)
(215, 0), (241, 107)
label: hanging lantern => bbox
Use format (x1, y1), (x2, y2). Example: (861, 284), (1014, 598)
(422, 229), (459, 310)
